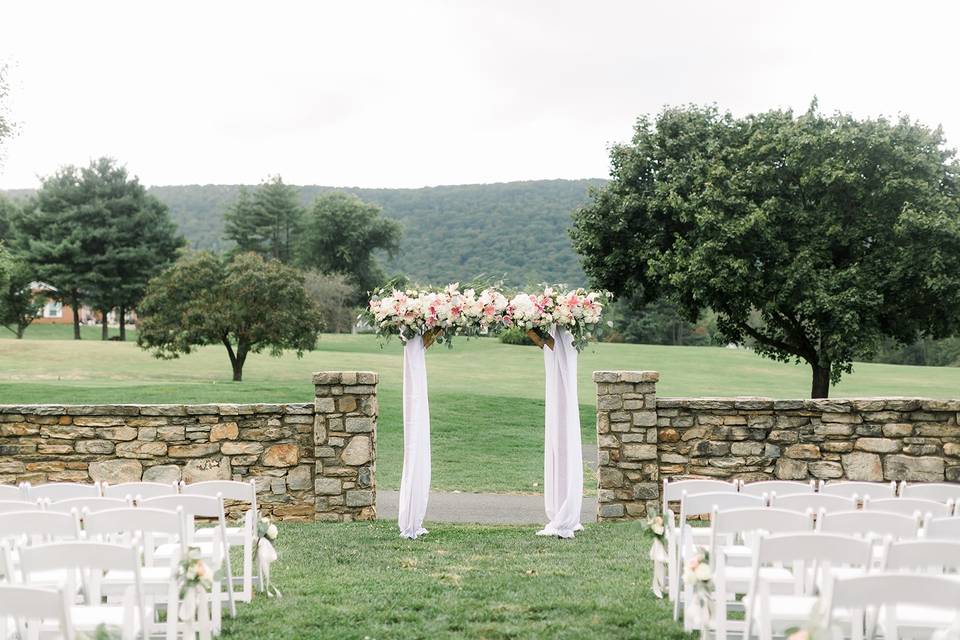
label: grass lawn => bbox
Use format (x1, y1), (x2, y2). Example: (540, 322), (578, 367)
(220, 520), (686, 640)
(2, 325), (959, 493)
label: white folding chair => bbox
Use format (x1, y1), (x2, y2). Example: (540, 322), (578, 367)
(0, 510), (82, 545)
(0, 484), (25, 501)
(181, 480), (258, 602)
(0, 499), (42, 513)
(865, 497), (954, 519)
(821, 480), (897, 500)
(141, 494), (236, 627)
(26, 482), (101, 501)
(19, 541), (149, 640)
(45, 496), (130, 515)
(739, 480), (816, 499)
(710, 507), (814, 640)
(743, 533), (874, 640)
(83, 507), (185, 640)
(923, 516), (960, 540)
(103, 481), (179, 502)
(900, 482), (960, 503)
(672, 491), (765, 619)
(771, 492), (857, 515)
(883, 538), (960, 573)
(0, 584), (75, 640)
(825, 573), (960, 640)
(818, 510), (921, 542)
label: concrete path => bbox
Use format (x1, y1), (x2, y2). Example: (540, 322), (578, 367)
(376, 490), (598, 525)
(376, 443), (600, 525)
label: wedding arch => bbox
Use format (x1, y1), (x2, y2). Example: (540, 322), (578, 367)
(363, 284), (609, 539)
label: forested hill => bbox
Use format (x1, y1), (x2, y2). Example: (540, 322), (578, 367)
(147, 179), (605, 286)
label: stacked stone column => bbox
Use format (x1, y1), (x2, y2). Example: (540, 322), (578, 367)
(312, 371), (378, 522)
(594, 370), (660, 521)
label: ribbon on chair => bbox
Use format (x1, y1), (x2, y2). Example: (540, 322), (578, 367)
(650, 538), (668, 598)
(179, 587), (212, 640)
(257, 537), (282, 598)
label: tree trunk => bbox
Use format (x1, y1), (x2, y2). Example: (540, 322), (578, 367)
(222, 337), (249, 382)
(101, 309), (109, 340)
(71, 296), (81, 340)
(119, 305), (126, 341)
(811, 363), (831, 399)
(16, 323), (25, 339)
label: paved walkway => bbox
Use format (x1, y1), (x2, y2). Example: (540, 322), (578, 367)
(376, 444), (600, 525)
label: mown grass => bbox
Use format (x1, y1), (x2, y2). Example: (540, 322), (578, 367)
(2, 326), (958, 493)
(220, 520), (688, 640)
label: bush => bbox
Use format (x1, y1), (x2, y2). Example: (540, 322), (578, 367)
(499, 326), (536, 346)
(302, 271), (358, 333)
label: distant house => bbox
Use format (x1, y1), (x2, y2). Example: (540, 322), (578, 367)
(30, 282), (96, 325)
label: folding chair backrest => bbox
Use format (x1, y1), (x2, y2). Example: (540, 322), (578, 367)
(884, 539), (960, 572)
(711, 507), (813, 559)
(923, 516), (960, 540)
(0, 584), (74, 640)
(0, 511), (80, 541)
(0, 484), (24, 501)
(825, 574), (960, 632)
(739, 480), (815, 497)
(662, 479), (737, 516)
(818, 510), (920, 540)
(866, 497), (953, 519)
(771, 492), (856, 514)
(757, 532), (873, 567)
(83, 506), (185, 539)
(820, 480), (897, 499)
(900, 482), (960, 503)
(181, 480), (254, 503)
(27, 482), (101, 501)
(0, 500), (41, 513)
(679, 491), (763, 519)
(141, 493), (223, 519)
(45, 496), (129, 514)
(102, 481), (178, 500)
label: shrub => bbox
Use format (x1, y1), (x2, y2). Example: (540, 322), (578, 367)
(499, 326), (536, 346)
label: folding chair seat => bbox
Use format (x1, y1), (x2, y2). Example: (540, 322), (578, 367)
(0, 511), (83, 589)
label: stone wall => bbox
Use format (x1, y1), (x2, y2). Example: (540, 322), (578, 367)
(0, 371), (378, 522)
(595, 371), (960, 521)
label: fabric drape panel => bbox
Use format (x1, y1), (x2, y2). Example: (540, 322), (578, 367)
(398, 335), (431, 539)
(536, 326), (584, 539)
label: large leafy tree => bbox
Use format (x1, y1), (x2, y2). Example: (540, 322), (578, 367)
(137, 251), (324, 381)
(0, 244), (38, 338)
(12, 158), (183, 340)
(571, 104), (960, 397)
(297, 191), (401, 299)
(224, 176), (303, 262)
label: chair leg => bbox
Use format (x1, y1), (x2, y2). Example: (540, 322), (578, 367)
(242, 536), (253, 602)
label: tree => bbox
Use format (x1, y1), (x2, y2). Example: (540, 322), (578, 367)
(0, 244), (38, 338)
(571, 104), (960, 397)
(12, 159), (183, 340)
(302, 270), (357, 333)
(297, 191), (401, 300)
(137, 252), (323, 381)
(0, 194), (16, 241)
(0, 63), (16, 165)
(224, 176), (303, 262)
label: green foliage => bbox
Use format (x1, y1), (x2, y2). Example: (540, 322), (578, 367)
(224, 176), (303, 263)
(607, 296), (716, 346)
(498, 326), (536, 346)
(137, 252), (323, 381)
(572, 104), (960, 397)
(0, 194), (16, 241)
(9, 158), (182, 339)
(301, 270), (357, 333)
(871, 336), (960, 367)
(0, 244), (39, 338)
(296, 191), (401, 299)
(0, 64), (14, 163)
(146, 180), (602, 285)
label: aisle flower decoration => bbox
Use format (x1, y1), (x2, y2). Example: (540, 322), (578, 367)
(642, 512), (668, 598)
(177, 546), (216, 623)
(254, 515), (282, 597)
(682, 547), (714, 630)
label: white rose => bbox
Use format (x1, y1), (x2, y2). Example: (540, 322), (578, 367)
(267, 524), (279, 540)
(694, 562), (712, 582)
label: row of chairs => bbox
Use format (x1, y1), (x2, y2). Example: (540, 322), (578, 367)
(0, 480), (259, 603)
(657, 478), (960, 639)
(0, 480), (266, 639)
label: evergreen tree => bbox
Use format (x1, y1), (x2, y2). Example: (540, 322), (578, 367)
(224, 176), (303, 262)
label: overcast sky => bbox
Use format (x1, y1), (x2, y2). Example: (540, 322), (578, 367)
(1, 1), (958, 189)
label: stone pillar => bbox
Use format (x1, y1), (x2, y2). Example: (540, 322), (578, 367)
(594, 370), (660, 521)
(312, 371), (378, 522)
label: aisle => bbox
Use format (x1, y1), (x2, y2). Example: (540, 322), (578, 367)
(377, 490), (599, 524)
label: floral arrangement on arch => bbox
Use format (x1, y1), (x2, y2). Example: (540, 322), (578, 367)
(361, 283), (610, 351)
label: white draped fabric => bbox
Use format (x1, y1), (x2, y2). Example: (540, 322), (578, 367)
(398, 335), (431, 539)
(536, 326), (584, 539)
